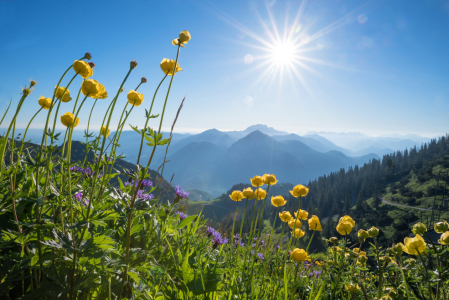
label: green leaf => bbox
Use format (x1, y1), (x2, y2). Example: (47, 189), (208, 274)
(176, 215), (197, 229)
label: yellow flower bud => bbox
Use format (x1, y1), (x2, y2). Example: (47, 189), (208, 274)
(279, 211), (292, 222)
(60, 112), (79, 128)
(38, 96), (53, 110)
(290, 248), (308, 262)
(358, 229), (369, 239)
(73, 60), (93, 79)
(229, 190), (244, 202)
(336, 216), (355, 235)
(368, 226), (379, 237)
(127, 90), (144, 107)
(254, 188), (267, 200)
(271, 195), (286, 207)
(392, 243), (404, 256)
(55, 86), (72, 102)
(412, 223), (427, 235)
(100, 126), (110, 137)
(358, 255), (368, 263)
(308, 215), (322, 231)
(160, 58), (182, 76)
(179, 30), (191, 44)
(250, 175), (264, 187)
(242, 187), (255, 199)
(288, 218), (302, 229)
(291, 228), (305, 238)
(290, 184), (308, 197)
(434, 221), (449, 234)
(439, 231), (449, 245)
(329, 237), (338, 243)
(81, 79), (107, 99)
(403, 234), (427, 255)
(262, 174), (278, 185)
(294, 209), (308, 220)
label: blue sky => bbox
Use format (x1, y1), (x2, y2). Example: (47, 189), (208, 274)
(1, 0), (448, 137)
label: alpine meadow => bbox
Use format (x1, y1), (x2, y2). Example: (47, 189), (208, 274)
(1, 1), (449, 299)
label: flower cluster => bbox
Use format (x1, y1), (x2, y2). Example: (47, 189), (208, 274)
(175, 185), (189, 199)
(206, 226), (228, 247)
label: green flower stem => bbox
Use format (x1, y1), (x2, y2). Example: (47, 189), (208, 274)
(134, 75), (168, 168)
(77, 66), (134, 252)
(398, 256), (411, 300)
(417, 251), (435, 300)
(0, 93), (27, 170)
(236, 197), (249, 257)
(82, 99), (98, 167)
(229, 200), (239, 262)
(256, 185), (271, 242)
(306, 230), (316, 252)
(0, 100), (12, 126)
(267, 206), (280, 250)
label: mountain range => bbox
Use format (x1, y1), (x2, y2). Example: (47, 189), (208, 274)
(10, 125), (432, 198)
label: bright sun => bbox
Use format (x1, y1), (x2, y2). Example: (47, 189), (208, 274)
(271, 41), (296, 67)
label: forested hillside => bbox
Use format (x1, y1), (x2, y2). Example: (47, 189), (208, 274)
(183, 134), (449, 251)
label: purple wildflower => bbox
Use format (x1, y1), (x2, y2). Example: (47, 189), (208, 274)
(75, 192), (83, 201)
(175, 186), (189, 199)
(314, 270), (322, 278)
(257, 253), (264, 260)
(175, 211), (188, 221)
(212, 231), (228, 246)
(207, 227), (217, 237)
(252, 243), (256, 247)
(308, 272), (314, 277)
(251, 250), (255, 255)
(260, 240), (265, 246)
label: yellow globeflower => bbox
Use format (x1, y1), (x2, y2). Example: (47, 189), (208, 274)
(262, 174), (278, 185)
(179, 30), (191, 44)
(81, 79), (107, 99)
(345, 283), (360, 293)
(251, 175), (264, 187)
(271, 196), (286, 207)
(336, 215), (355, 235)
(279, 211), (292, 222)
(172, 30), (191, 47)
(434, 220), (449, 233)
(358, 229), (370, 239)
(412, 223), (427, 235)
(100, 126), (110, 137)
(368, 226), (379, 237)
(242, 187), (256, 199)
(290, 184), (309, 197)
(288, 218), (302, 229)
(294, 209), (308, 220)
(54, 86), (72, 102)
(60, 112), (79, 128)
(391, 243), (404, 255)
(439, 231), (449, 245)
(329, 237), (339, 243)
(127, 90), (144, 107)
(403, 234), (427, 255)
(290, 248), (308, 262)
(160, 58), (182, 76)
(229, 190), (244, 202)
(254, 188), (267, 200)
(291, 228), (305, 238)
(358, 255), (368, 263)
(38, 96), (53, 110)
(308, 215), (322, 231)
(73, 60), (93, 79)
